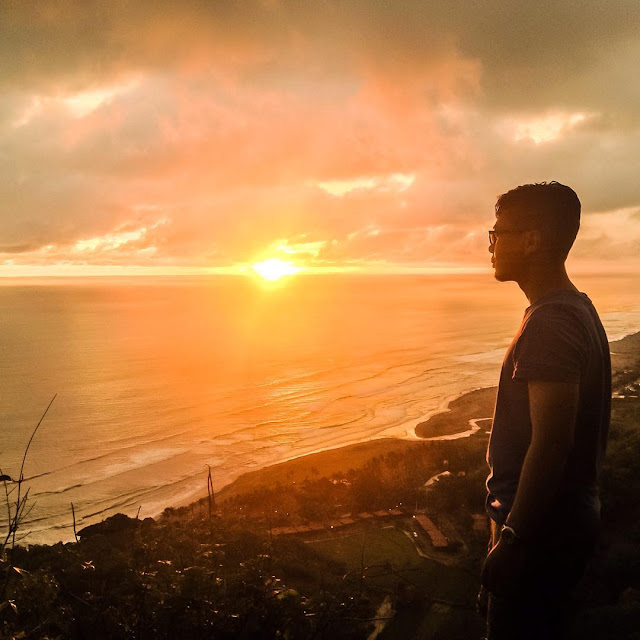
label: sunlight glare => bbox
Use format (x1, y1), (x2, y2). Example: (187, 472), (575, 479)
(251, 259), (301, 281)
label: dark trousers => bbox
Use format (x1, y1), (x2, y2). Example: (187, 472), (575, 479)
(482, 515), (598, 640)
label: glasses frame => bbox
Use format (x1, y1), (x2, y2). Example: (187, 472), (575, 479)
(488, 229), (527, 247)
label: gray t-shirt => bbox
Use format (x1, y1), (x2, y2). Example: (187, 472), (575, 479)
(486, 290), (611, 524)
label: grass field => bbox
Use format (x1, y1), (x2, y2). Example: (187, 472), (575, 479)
(308, 524), (478, 603)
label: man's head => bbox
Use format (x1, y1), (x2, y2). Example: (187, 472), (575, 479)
(489, 181), (581, 282)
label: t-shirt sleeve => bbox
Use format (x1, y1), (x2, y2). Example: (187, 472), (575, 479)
(512, 304), (587, 383)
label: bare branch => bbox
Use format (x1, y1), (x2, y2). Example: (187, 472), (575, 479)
(71, 502), (78, 542)
(3, 395), (56, 550)
(19, 394), (57, 483)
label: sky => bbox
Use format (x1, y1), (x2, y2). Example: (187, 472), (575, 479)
(2, 0), (640, 276)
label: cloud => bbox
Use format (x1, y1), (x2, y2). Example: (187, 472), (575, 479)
(317, 173), (415, 197)
(1, 1), (640, 272)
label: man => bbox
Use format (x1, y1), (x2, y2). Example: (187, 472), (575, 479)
(480, 182), (611, 639)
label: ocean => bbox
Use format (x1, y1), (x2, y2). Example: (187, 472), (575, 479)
(1, 273), (638, 544)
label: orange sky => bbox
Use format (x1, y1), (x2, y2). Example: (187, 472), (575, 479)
(2, 1), (640, 276)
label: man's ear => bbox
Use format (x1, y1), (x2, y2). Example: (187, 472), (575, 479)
(523, 229), (542, 255)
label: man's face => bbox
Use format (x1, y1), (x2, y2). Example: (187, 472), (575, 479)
(488, 214), (529, 282)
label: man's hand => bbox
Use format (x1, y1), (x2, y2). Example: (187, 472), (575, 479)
(481, 529), (530, 597)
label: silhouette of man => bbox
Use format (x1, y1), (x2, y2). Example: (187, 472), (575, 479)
(480, 182), (611, 639)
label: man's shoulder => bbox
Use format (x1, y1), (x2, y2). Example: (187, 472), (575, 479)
(523, 292), (596, 332)
(511, 290), (609, 383)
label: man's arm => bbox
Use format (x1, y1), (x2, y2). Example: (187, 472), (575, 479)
(505, 379), (579, 537)
(481, 379), (579, 594)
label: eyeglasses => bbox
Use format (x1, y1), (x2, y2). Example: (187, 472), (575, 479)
(488, 229), (527, 246)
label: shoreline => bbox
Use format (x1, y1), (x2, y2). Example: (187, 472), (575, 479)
(209, 331), (640, 507)
(16, 331), (640, 543)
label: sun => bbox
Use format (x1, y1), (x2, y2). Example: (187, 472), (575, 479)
(251, 258), (301, 281)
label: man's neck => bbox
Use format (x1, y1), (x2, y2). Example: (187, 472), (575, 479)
(517, 262), (578, 305)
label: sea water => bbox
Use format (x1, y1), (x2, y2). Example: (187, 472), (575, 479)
(1, 273), (638, 543)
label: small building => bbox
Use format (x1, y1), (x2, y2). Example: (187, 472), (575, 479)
(422, 470), (452, 490)
(414, 514), (449, 549)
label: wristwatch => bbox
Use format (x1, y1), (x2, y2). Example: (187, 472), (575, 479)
(500, 524), (520, 544)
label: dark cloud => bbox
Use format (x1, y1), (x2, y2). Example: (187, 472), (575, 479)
(4, 1), (639, 103)
(0, 243), (39, 253)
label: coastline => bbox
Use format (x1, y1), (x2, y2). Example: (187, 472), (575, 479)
(7, 332), (639, 639)
(211, 331), (640, 507)
(12, 330), (639, 542)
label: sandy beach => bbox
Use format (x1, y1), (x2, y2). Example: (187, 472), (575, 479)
(214, 331), (640, 506)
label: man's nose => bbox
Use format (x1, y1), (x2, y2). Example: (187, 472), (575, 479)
(488, 243), (495, 254)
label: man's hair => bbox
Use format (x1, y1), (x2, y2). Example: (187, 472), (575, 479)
(495, 181), (581, 259)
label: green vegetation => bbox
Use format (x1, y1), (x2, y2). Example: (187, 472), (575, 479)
(0, 434), (489, 639)
(568, 391), (640, 640)
(220, 437), (487, 530)
(311, 526), (476, 603)
(1, 383), (639, 638)
(1, 514), (374, 639)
